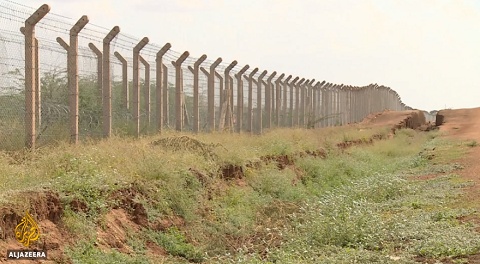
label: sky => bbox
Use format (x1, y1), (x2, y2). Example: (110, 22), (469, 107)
(13, 0), (480, 111)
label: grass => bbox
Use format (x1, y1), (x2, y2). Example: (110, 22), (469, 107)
(0, 125), (479, 263)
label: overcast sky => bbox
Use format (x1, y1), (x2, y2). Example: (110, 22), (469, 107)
(15, 0), (480, 111)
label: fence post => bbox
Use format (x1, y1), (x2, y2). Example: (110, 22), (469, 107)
(274, 73), (285, 127)
(171, 51), (189, 132)
(113, 52), (128, 110)
(289, 77), (299, 127)
(34, 38), (40, 130)
(265, 72), (276, 129)
(89, 44), (103, 108)
(323, 83), (332, 127)
(23, 4), (50, 149)
(187, 54), (207, 133)
(243, 68), (258, 133)
(162, 64), (169, 127)
(305, 79), (315, 128)
(235, 65), (250, 133)
(132, 37), (149, 137)
(332, 84), (338, 126)
(20, 28), (41, 137)
(282, 75), (292, 127)
(311, 81), (320, 128)
(295, 78), (305, 127)
(102, 26), (120, 138)
(220, 61), (238, 132)
(56, 16), (89, 144)
(256, 70), (268, 134)
(211, 71), (224, 128)
(139, 55), (151, 129)
(300, 79), (309, 127)
(155, 43), (171, 133)
(199, 58), (222, 132)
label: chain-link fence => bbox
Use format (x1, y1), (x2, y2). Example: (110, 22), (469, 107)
(0, 1), (414, 150)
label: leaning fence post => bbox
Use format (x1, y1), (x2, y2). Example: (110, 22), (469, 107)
(155, 43), (171, 133)
(102, 26), (120, 138)
(139, 55), (151, 129)
(235, 65), (250, 133)
(187, 54), (207, 133)
(113, 51), (128, 109)
(243, 68), (258, 133)
(274, 73), (285, 126)
(256, 70), (268, 134)
(171, 51), (189, 132)
(23, 4), (50, 149)
(56, 15), (89, 144)
(90, 44), (103, 107)
(132, 37), (149, 137)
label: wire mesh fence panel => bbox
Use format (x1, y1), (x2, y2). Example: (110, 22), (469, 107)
(0, 0), (412, 150)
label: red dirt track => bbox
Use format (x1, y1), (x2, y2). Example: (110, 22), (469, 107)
(436, 107), (480, 208)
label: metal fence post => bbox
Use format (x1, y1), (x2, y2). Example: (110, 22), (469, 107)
(56, 15), (89, 144)
(187, 54), (207, 133)
(155, 43), (171, 133)
(102, 26), (120, 138)
(235, 65), (250, 133)
(23, 4), (50, 149)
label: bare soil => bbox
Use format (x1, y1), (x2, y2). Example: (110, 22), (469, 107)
(436, 107), (480, 207)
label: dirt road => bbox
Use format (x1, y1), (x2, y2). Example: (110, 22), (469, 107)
(436, 107), (480, 208)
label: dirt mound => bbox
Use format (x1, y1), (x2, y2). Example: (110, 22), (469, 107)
(360, 110), (427, 130)
(436, 107), (480, 140)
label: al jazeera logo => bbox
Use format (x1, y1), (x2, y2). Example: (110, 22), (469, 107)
(6, 211), (47, 260)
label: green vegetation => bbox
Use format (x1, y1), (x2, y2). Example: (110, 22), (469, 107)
(0, 126), (479, 263)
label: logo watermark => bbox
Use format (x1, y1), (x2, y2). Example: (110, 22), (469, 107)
(5, 211), (47, 260)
